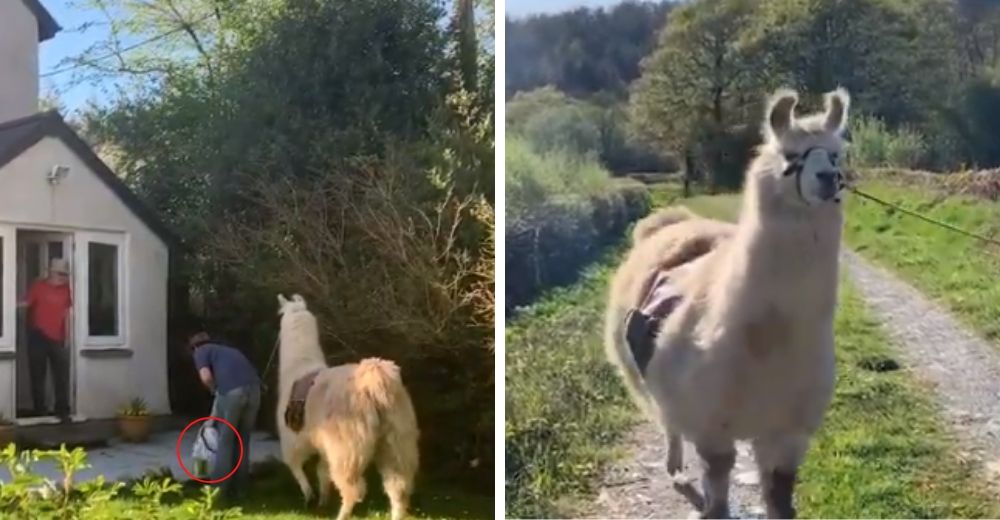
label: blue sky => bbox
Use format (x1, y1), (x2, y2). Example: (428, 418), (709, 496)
(38, 1), (128, 114)
(505, 0), (625, 18)
(38, 0), (496, 114)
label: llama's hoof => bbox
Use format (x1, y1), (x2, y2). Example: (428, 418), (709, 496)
(767, 506), (796, 519)
(699, 504), (730, 519)
(667, 457), (683, 475)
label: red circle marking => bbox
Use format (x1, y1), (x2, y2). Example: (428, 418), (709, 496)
(175, 416), (245, 484)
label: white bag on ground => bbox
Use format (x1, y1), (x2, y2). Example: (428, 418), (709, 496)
(192, 421), (219, 478)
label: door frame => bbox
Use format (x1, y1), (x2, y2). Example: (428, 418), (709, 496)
(14, 229), (76, 419)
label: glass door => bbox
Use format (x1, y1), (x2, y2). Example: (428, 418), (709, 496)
(15, 231), (75, 419)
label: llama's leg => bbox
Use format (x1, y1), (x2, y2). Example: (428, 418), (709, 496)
(283, 440), (313, 505)
(666, 431), (683, 475)
(331, 472), (366, 520)
(376, 437), (419, 520)
(753, 434), (810, 519)
(317, 431), (374, 520)
(695, 441), (736, 519)
(316, 456), (331, 507)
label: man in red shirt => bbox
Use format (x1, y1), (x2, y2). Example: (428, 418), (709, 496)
(18, 258), (73, 420)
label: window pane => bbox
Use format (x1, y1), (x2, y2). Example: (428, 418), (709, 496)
(26, 244), (39, 284)
(48, 242), (63, 266)
(88, 243), (118, 337)
(0, 237), (3, 338)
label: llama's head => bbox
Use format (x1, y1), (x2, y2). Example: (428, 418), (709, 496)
(754, 87), (850, 209)
(276, 293), (322, 361)
(277, 293), (315, 339)
(277, 293), (308, 316)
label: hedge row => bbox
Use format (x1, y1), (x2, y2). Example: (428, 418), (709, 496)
(506, 182), (651, 312)
(861, 167), (1000, 201)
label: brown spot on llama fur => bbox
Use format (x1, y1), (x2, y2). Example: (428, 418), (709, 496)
(745, 307), (793, 359)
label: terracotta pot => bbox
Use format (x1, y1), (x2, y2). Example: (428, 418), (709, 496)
(118, 416), (152, 443)
(0, 425), (14, 447)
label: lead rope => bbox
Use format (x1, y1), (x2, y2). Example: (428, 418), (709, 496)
(259, 336), (280, 394)
(842, 180), (1000, 249)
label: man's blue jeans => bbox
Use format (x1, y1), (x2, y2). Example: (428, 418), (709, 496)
(209, 384), (261, 496)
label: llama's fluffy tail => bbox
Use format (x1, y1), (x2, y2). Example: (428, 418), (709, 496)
(631, 206), (695, 243)
(604, 297), (659, 423)
(607, 205), (727, 426)
(354, 358), (420, 482)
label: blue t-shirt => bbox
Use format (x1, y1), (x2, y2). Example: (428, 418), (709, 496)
(193, 343), (260, 394)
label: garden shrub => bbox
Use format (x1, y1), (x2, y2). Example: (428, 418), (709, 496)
(0, 444), (238, 519)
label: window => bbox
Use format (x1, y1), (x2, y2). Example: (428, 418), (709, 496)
(48, 241), (63, 266)
(0, 226), (12, 348)
(88, 242), (119, 337)
(0, 236), (3, 338)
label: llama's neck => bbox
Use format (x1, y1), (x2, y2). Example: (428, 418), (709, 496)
(277, 321), (328, 397)
(722, 169), (843, 315)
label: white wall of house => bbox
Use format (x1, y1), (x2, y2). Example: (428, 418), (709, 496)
(0, 1), (40, 122)
(0, 136), (170, 420)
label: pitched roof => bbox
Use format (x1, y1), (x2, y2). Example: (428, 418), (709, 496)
(0, 111), (178, 247)
(22, 0), (61, 42)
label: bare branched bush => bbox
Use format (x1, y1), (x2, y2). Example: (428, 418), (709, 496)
(211, 164), (489, 362)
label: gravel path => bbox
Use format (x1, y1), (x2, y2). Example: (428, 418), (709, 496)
(843, 251), (1000, 482)
(591, 250), (1000, 518)
(592, 423), (765, 519)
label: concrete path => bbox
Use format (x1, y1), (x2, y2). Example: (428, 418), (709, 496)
(0, 429), (280, 484)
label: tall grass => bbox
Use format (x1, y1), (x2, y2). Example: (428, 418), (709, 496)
(505, 135), (651, 309)
(506, 135), (612, 223)
(848, 116), (928, 169)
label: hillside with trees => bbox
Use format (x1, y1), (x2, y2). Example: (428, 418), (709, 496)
(507, 0), (1000, 191)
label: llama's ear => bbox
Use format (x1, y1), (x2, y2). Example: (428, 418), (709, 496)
(277, 294), (288, 306)
(765, 88), (798, 141)
(824, 87), (850, 134)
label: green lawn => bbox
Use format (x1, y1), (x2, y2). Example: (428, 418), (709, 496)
(111, 460), (492, 520)
(843, 179), (1000, 343)
(506, 190), (1000, 518)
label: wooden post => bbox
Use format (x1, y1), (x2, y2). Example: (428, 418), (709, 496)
(683, 149), (693, 198)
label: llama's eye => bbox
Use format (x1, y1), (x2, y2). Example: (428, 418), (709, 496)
(829, 152), (840, 164)
(783, 152), (797, 162)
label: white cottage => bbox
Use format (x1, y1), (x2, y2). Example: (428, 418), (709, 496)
(0, 0), (173, 425)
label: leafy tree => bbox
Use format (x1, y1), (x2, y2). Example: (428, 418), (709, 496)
(742, 0), (960, 127)
(510, 87), (674, 173)
(629, 0), (760, 188)
(76, 0), (494, 485)
(505, 1), (673, 97)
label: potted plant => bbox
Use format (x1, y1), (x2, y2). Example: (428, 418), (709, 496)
(0, 413), (14, 447)
(117, 397), (152, 443)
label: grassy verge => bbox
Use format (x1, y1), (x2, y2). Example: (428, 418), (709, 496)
(799, 281), (1000, 517)
(843, 179), (1000, 342)
(505, 185), (681, 517)
(505, 254), (635, 518)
